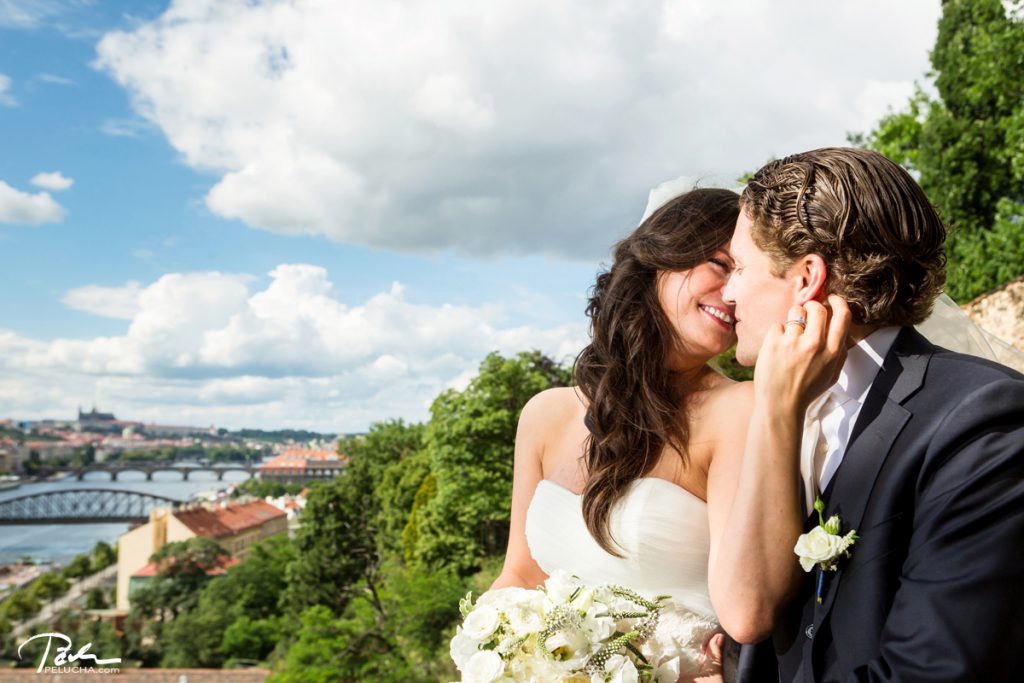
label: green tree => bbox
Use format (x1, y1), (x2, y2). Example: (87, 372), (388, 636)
(220, 615), (285, 665)
(410, 351), (572, 573)
(63, 553), (94, 580)
(341, 419), (427, 558)
(91, 541), (117, 571)
(0, 590), (41, 621)
(859, 0), (1024, 301)
(272, 563), (465, 683)
(71, 443), (96, 467)
(22, 450), (41, 476)
(132, 537), (229, 621)
(30, 571), (70, 601)
(286, 419), (426, 618)
(85, 586), (108, 610)
(160, 535), (296, 668)
(230, 478), (303, 499)
(286, 465), (381, 617)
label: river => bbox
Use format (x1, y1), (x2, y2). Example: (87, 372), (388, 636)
(0, 466), (255, 565)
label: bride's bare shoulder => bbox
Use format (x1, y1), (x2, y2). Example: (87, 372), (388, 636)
(520, 386), (587, 428)
(702, 379), (755, 422)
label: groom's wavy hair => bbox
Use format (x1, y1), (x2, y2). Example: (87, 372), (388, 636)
(741, 147), (947, 326)
(575, 187), (739, 556)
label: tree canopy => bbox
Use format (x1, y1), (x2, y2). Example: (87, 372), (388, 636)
(858, 0), (1024, 301)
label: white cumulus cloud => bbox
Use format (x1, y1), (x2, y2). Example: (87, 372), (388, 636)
(31, 171), (75, 191)
(0, 264), (586, 431)
(94, 0), (939, 258)
(0, 180), (66, 224)
(62, 282), (143, 320)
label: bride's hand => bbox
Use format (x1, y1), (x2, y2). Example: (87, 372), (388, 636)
(685, 632), (724, 683)
(753, 294), (852, 413)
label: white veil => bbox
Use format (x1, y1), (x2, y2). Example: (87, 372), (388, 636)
(641, 177), (1024, 372)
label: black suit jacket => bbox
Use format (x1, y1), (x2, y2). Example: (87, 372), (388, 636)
(736, 327), (1024, 683)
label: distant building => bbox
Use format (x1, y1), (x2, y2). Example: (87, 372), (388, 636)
(141, 422), (218, 439)
(116, 500), (287, 611)
(77, 406), (124, 434)
(258, 448), (347, 484)
(0, 440), (23, 472)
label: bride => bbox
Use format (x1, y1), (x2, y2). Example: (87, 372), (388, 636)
(490, 186), (850, 682)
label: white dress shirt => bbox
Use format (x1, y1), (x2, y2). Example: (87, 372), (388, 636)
(814, 326), (901, 491)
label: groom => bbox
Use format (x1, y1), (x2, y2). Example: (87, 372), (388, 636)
(725, 147), (1024, 682)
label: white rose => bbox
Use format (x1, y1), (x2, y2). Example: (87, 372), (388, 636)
(653, 656), (681, 683)
(450, 628), (481, 671)
(463, 650), (506, 683)
(582, 605), (616, 642)
(544, 570), (582, 604)
(794, 526), (844, 572)
(507, 605), (544, 637)
(464, 604), (502, 642)
(545, 629), (592, 669)
(604, 654), (639, 683)
(510, 652), (566, 681)
(478, 586), (535, 611)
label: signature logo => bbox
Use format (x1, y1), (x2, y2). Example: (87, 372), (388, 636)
(18, 631), (121, 673)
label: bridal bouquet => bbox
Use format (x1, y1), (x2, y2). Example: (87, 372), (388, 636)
(449, 570), (681, 683)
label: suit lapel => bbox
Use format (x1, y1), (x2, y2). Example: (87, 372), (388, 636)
(815, 327), (931, 617)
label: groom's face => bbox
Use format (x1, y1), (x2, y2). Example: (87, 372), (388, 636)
(723, 211), (804, 366)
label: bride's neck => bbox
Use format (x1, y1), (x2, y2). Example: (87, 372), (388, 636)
(669, 362), (715, 391)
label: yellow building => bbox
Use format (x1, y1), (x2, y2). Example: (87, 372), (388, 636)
(116, 500), (287, 611)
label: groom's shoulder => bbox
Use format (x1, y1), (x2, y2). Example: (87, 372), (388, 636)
(923, 344), (1024, 389)
(895, 327), (1024, 391)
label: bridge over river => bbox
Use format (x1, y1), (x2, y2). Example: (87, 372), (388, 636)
(72, 461), (259, 481)
(0, 488), (184, 524)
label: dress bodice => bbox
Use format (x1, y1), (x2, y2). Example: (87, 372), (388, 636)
(525, 477), (724, 678)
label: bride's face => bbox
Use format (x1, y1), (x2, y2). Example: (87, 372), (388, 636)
(657, 246), (737, 367)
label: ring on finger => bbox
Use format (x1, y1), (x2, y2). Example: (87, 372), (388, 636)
(785, 316), (807, 329)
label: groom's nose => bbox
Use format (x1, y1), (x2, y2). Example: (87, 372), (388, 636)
(722, 273), (736, 304)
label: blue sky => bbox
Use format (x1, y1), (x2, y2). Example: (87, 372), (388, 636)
(0, 0), (939, 432)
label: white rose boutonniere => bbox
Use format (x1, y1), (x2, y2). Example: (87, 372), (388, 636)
(794, 497), (858, 603)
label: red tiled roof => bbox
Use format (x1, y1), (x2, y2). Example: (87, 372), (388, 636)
(214, 500), (285, 532)
(131, 555), (238, 578)
(173, 507), (234, 538)
(173, 500), (285, 538)
(259, 453), (307, 472)
(280, 448), (337, 459)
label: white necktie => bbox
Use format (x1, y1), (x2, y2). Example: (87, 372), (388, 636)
(800, 391), (836, 514)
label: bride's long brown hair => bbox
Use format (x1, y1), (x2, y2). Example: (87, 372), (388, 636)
(574, 188), (739, 555)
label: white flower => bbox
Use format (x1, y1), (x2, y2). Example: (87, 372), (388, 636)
(462, 650), (506, 683)
(463, 605), (502, 642)
(653, 656), (681, 683)
(582, 605), (616, 642)
(450, 628), (481, 671)
(544, 569), (582, 604)
(603, 654), (639, 683)
(510, 652), (569, 680)
(545, 629), (592, 669)
(506, 605), (544, 637)
(478, 586), (535, 611)
(794, 525), (846, 572)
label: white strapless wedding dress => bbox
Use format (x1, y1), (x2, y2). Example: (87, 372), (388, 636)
(526, 477), (735, 681)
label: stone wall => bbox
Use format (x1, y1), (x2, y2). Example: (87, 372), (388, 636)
(963, 276), (1024, 372)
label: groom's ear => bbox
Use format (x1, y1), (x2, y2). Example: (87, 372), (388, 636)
(792, 253), (828, 305)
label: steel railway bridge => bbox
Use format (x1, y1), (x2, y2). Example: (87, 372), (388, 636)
(0, 488), (184, 524)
